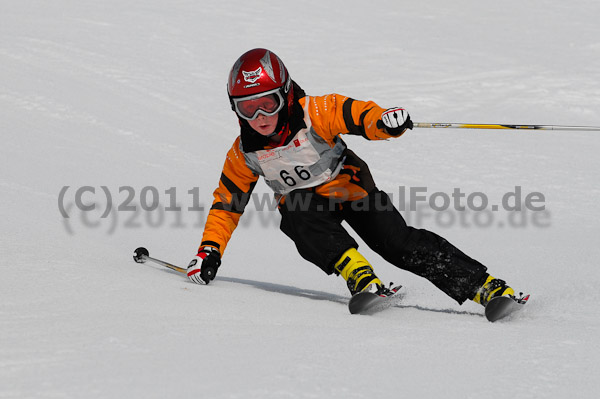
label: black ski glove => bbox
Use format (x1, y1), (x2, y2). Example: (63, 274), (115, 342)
(187, 246), (221, 284)
(377, 107), (413, 136)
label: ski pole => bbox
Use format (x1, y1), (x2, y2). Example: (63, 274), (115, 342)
(413, 123), (600, 131)
(133, 247), (186, 274)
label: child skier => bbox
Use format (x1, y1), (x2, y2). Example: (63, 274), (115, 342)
(187, 48), (516, 307)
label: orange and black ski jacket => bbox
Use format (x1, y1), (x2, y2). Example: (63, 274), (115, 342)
(200, 94), (404, 255)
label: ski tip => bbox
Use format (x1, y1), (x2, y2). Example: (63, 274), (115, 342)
(348, 291), (379, 315)
(484, 294), (529, 322)
(133, 247), (149, 263)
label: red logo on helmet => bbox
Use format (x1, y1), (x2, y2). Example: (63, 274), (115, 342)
(242, 67), (262, 84)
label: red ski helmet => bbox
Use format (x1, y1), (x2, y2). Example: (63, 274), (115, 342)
(227, 48), (293, 121)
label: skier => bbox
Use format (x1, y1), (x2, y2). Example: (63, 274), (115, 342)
(186, 48), (517, 307)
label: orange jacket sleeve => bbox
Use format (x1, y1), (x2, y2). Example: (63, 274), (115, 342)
(200, 137), (258, 255)
(303, 94), (401, 142)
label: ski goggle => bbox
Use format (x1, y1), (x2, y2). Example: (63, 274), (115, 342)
(232, 88), (285, 121)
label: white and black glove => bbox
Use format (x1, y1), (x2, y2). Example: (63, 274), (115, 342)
(187, 246), (221, 284)
(377, 107), (413, 136)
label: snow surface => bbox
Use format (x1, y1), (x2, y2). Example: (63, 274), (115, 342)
(2, 0), (600, 398)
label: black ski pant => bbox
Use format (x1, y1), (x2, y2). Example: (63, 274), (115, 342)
(278, 188), (488, 304)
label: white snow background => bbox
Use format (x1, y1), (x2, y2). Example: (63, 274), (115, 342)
(1, 1), (599, 398)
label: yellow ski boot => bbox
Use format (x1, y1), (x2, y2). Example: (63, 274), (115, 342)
(472, 274), (515, 307)
(334, 248), (383, 295)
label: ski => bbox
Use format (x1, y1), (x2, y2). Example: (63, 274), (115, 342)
(348, 285), (402, 315)
(484, 294), (530, 322)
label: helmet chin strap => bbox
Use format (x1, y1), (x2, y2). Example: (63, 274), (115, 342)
(267, 121), (289, 139)
(265, 111), (289, 139)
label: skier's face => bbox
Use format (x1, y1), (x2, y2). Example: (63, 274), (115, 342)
(248, 113), (278, 136)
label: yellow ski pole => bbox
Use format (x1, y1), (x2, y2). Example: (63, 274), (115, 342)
(133, 247), (186, 274)
(413, 123), (600, 131)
